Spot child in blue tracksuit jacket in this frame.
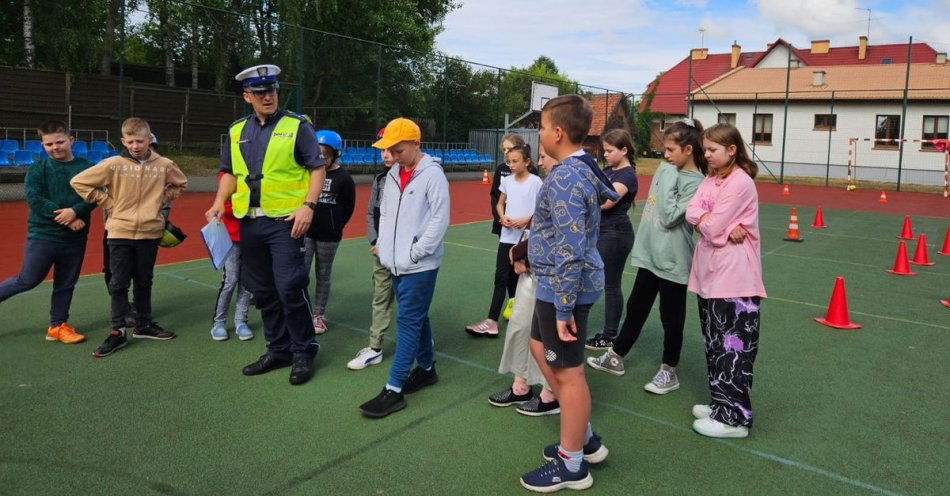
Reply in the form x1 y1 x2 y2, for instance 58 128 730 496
520 95 619 493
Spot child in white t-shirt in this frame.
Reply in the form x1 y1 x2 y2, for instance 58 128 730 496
466 144 542 337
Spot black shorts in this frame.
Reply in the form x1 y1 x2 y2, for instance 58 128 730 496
530 299 592 368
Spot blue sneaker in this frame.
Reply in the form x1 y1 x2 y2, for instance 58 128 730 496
520 456 592 493
542 433 608 464
210 323 228 341
235 322 254 341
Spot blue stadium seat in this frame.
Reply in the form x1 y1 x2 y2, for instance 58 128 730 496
14 150 34 167
72 141 89 156
91 141 111 154
86 151 105 163
0 154 11 167
24 140 42 154
1 140 18 161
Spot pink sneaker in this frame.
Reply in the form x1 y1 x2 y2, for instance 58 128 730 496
312 315 327 335
465 318 498 338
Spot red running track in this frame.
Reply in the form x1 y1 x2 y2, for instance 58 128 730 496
0 177 946 278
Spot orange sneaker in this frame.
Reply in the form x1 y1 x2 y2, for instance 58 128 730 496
55 323 86 344
46 325 60 342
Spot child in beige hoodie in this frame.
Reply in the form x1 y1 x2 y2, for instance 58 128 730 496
71 117 187 358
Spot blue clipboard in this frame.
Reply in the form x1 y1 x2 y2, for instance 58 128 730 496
200 220 234 270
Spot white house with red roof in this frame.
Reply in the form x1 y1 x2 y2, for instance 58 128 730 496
642 37 940 154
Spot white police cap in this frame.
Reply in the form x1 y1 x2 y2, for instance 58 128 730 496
235 64 281 91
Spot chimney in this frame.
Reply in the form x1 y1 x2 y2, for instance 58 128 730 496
810 40 830 54
812 70 827 86
937 52 947 64
731 41 741 68
858 36 868 60
691 48 708 60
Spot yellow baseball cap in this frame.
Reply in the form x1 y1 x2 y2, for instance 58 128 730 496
373 118 421 149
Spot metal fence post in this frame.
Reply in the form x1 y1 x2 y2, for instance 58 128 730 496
373 45 381 166
296 25 304 113
442 57 448 147
896 36 913 192
494 68 502 168
825 91 835 186
117 0 126 122
779 47 791 184
686 51 693 118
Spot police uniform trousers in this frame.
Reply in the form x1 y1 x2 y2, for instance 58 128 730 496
239 216 318 359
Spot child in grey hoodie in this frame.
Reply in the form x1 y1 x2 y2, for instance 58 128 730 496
359 118 450 419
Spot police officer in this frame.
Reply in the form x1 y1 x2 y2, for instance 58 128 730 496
205 64 325 385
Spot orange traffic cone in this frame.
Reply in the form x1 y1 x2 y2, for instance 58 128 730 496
878 191 888 203
782 184 790 196
783 208 804 242
886 241 917 276
811 207 827 229
938 226 950 256
897 215 913 240
481 170 490 185
910 234 935 266
814 277 861 329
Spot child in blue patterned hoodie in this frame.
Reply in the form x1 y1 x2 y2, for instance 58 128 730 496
520 95 619 493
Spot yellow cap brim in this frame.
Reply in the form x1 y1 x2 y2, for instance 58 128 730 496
372 137 399 149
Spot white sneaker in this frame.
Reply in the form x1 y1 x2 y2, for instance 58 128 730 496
643 364 679 394
692 404 712 419
312 315 327 335
692 417 749 438
347 347 383 370
464 318 498 338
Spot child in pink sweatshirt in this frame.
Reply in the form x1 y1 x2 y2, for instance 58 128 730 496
685 123 766 440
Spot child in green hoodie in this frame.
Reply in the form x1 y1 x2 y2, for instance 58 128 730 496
586 119 707 394
0 120 96 344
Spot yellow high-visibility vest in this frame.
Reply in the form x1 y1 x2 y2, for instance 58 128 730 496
229 115 309 218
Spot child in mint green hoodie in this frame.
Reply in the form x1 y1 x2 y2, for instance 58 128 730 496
0 120 95 344
586 119 706 394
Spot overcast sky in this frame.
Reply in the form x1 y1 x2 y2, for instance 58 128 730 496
435 0 950 94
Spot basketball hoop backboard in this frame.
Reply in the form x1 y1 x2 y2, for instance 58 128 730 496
530 82 559 112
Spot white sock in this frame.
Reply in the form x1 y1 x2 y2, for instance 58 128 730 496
558 447 584 473
385 384 402 393
585 423 593 444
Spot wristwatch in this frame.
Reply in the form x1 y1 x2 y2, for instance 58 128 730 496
304 201 317 211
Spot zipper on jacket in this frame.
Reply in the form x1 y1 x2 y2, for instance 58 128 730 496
390 164 421 277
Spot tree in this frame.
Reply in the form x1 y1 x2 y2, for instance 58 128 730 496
23 0 34 68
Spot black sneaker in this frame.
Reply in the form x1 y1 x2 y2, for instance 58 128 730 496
584 332 614 351
542 432 609 464
488 387 534 407
92 329 128 358
359 387 407 418
132 321 176 340
516 397 561 417
403 364 438 394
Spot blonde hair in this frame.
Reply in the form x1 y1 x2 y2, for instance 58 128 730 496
121 117 151 137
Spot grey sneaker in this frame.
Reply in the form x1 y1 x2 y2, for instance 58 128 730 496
644 364 680 394
586 349 625 376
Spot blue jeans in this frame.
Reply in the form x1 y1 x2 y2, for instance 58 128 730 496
0 238 86 326
387 268 439 389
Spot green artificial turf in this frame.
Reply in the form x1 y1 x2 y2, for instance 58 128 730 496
1 204 948 495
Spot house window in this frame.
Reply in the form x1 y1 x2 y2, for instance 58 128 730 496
880 58 893 64
814 114 837 131
753 114 773 144
874 115 901 148
922 115 949 149
718 113 736 126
